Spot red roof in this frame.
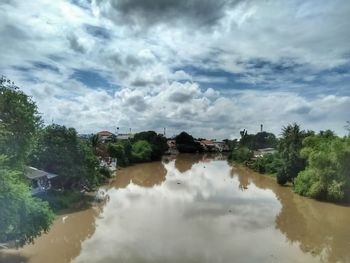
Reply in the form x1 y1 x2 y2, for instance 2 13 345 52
97 131 114 136
200 140 215 145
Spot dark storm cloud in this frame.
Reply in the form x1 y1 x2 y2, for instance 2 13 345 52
96 0 242 28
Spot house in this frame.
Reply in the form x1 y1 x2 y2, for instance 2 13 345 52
166 139 178 155
25 167 58 195
199 140 216 152
97 130 115 143
213 141 230 152
99 157 117 172
116 133 134 140
253 148 276 158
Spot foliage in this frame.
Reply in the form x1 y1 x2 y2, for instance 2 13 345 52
175 131 203 153
0 161 54 246
239 129 277 150
223 139 238 151
276 123 310 185
30 124 101 189
107 141 130 166
99 166 112 179
133 131 168 160
252 153 283 174
131 140 152 162
0 77 41 167
41 190 91 212
293 132 350 201
229 147 253 163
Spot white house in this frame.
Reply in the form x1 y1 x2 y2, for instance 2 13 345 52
25 167 58 195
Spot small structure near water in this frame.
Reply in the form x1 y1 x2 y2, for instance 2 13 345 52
25 166 58 195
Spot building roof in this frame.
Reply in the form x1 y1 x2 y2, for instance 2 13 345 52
200 140 215 146
97 131 114 136
25 166 58 180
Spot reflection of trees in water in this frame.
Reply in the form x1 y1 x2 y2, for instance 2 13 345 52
232 165 350 263
0 206 101 263
174 154 201 173
113 162 167 188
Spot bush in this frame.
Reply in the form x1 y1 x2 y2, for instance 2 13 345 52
230 147 253 163
293 133 350 201
131 140 152 163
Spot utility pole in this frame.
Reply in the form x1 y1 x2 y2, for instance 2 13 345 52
164 127 166 137
260 124 263 132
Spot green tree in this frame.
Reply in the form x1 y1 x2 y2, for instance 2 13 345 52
294 132 350 201
30 124 101 189
175 131 202 153
0 161 55 246
0 77 41 167
133 131 168 160
108 142 127 166
131 140 152 162
277 123 309 185
0 78 54 246
229 146 253 163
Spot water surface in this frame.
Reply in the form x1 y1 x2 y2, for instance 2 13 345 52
1 154 350 263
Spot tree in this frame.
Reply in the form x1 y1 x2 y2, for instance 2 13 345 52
108 142 127 166
133 131 168 160
0 161 55 246
0 78 54 246
175 131 202 153
0 77 41 167
277 123 309 185
131 140 152 162
294 132 350 201
30 124 101 189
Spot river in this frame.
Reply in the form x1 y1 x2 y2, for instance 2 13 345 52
1 154 350 263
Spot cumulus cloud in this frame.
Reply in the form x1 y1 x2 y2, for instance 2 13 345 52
0 0 349 138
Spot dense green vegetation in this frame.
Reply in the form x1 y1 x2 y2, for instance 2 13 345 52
230 123 350 202
175 132 203 153
0 78 108 246
30 124 105 190
107 131 167 167
0 78 54 246
294 131 350 201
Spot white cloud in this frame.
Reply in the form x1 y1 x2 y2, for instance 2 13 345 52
0 0 349 138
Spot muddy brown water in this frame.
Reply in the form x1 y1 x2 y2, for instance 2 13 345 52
1 154 350 263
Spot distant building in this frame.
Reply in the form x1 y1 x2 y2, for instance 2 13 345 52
253 148 276 158
213 141 230 152
97 130 115 143
25 167 58 195
116 133 134 140
199 140 216 152
166 139 178 155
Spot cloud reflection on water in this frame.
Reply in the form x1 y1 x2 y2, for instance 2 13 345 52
73 158 318 263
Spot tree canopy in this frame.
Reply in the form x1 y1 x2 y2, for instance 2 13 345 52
175 131 202 153
294 131 350 201
0 78 54 246
30 124 101 189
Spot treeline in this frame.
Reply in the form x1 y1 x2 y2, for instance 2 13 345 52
229 124 350 202
1 78 55 246
0 79 112 246
104 131 168 166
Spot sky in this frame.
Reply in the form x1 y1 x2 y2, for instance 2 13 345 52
1 0 350 139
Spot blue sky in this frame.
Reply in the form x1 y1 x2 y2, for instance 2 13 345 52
1 0 349 139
